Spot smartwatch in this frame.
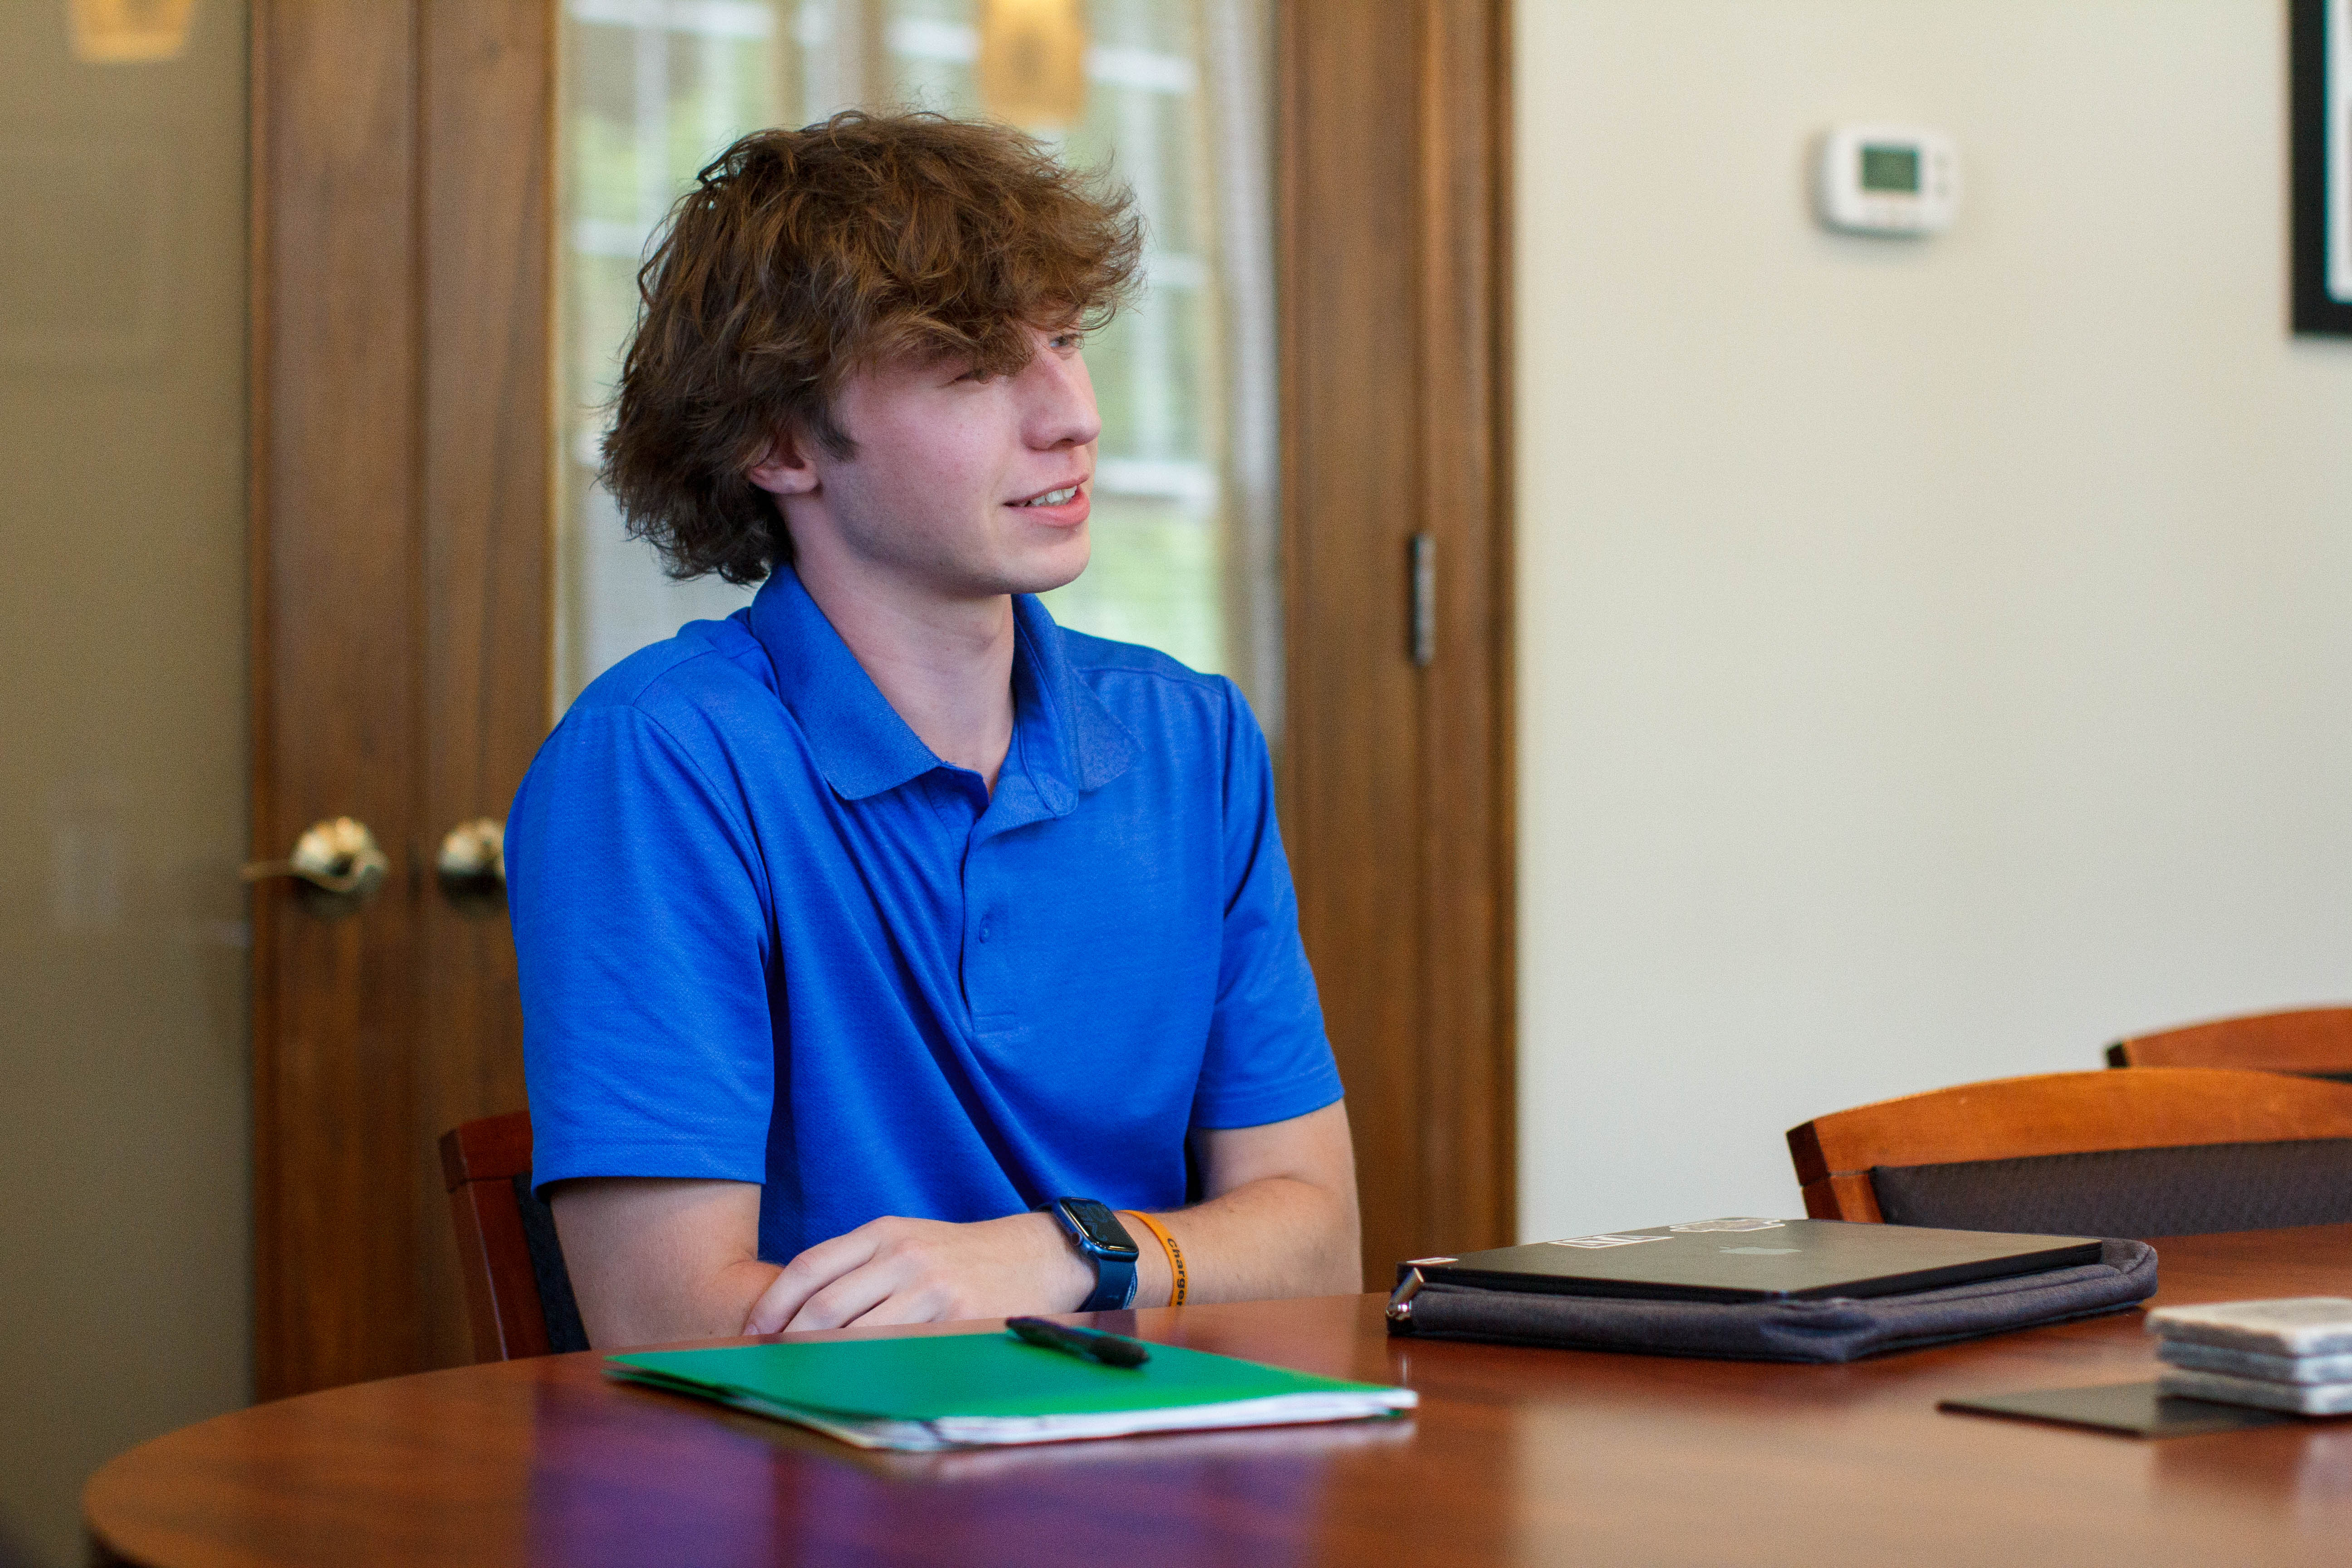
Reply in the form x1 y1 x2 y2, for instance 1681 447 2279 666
1046 1196 1140 1311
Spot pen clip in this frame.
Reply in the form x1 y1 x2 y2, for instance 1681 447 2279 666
1386 1268 1426 1325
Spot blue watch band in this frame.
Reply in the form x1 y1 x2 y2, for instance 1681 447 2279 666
1048 1197 1142 1312
1079 1253 1137 1313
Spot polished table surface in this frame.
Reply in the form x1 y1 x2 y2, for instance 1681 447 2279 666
88 1225 2352 1566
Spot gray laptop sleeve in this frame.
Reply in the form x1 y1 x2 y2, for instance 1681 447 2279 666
1387 1238 2156 1363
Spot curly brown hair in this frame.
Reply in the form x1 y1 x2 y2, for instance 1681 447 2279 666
601 111 1143 585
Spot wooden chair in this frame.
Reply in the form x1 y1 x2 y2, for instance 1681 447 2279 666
2105 1005 2352 1080
1786 1068 2352 1235
439 1111 589 1361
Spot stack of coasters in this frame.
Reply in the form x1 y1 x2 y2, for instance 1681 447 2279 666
2148 1297 2352 1416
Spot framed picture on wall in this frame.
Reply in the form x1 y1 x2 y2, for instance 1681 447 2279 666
2293 0 2352 333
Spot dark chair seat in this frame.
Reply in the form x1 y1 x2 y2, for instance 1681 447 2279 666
1869 1138 2352 1237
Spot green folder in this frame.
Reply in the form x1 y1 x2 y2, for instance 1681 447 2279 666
611 1331 1417 1451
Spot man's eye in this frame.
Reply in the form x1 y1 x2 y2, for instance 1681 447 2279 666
1049 331 1083 352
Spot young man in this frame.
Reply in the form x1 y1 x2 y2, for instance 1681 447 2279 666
508 112 1357 1348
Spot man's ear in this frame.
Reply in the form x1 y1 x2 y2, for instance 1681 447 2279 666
745 427 820 497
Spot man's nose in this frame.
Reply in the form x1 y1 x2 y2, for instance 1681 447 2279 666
1026 344 1101 450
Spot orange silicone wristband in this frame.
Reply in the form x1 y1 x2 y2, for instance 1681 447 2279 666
1121 1210 1187 1307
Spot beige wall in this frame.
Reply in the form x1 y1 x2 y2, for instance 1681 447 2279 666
0 5 251 1564
1515 1 2352 1238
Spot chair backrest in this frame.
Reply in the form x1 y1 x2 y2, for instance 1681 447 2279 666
438 1111 590 1361
2106 1005 2352 1079
1786 1068 2352 1235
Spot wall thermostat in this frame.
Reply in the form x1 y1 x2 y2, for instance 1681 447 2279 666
1816 124 1959 236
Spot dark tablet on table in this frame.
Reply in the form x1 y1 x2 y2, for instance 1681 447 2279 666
1406 1217 2103 1303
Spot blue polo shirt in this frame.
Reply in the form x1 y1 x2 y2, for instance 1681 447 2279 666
507 567 1341 1264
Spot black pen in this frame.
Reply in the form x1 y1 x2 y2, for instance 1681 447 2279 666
1006 1316 1151 1368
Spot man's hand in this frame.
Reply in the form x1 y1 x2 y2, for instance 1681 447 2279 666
744 1211 1093 1334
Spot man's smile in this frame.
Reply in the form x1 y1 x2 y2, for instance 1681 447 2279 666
1007 477 1092 529
1013 481 1086 508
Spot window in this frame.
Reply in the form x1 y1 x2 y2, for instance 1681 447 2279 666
556 0 1281 735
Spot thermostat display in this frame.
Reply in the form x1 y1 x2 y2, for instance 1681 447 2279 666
1817 124 1958 235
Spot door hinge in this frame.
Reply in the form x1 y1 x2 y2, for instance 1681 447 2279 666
1409 532 1436 667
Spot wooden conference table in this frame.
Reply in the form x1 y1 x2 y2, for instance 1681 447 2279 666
88 1225 2352 1566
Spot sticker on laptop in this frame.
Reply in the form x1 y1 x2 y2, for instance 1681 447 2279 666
1667 1218 1788 1235
1542 1233 1675 1249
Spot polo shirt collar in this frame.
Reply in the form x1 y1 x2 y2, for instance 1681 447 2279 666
1009 591 1135 809
747 567 1133 808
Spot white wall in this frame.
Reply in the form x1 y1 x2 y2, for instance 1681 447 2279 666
1515 0 2352 1240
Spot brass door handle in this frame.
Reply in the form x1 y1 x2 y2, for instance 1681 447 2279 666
436 817 506 911
241 817 391 908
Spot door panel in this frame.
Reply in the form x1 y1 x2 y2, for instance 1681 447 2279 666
250 0 550 1397
1280 5 1427 1279
418 0 554 1376
1410 0 1514 1267
251 0 427 1398
1281 0 1514 1280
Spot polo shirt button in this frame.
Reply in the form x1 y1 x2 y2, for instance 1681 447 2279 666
978 920 992 943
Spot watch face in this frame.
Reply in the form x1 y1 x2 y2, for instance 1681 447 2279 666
1055 1197 1140 1262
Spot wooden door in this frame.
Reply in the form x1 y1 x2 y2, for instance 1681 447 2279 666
1282 0 1514 1286
249 0 1508 1398
249 0 553 1398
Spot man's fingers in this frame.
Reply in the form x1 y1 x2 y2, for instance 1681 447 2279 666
842 1289 950 1329
747 1213 1058 1334
745 1224 887 1334
783 1259 907 1332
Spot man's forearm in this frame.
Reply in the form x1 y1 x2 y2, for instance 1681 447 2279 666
1112 1101 1362 1308
1128 1173 1361 1308
554 1106 1363 1341
659 1257 786 1343
550 1178 784 1348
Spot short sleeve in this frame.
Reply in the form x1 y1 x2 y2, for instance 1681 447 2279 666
1189 681 1345 1130
507 703 777 1196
